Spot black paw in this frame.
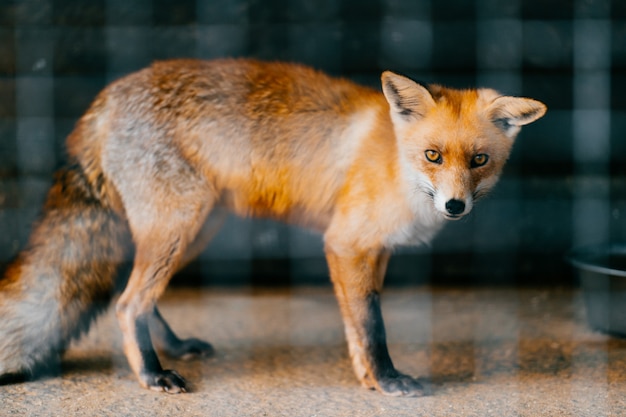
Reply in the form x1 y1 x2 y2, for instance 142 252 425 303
0 372 30 385
377 372 431 397
163 338 214 360
142 369 188 394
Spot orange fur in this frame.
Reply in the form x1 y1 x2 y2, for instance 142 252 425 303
0 59 546 395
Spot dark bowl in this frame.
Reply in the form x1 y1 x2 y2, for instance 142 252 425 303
568 244 626 337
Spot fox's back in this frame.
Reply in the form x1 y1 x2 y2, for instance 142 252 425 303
74 59 389 228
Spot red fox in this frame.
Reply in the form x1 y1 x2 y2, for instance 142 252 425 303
0 59 546 396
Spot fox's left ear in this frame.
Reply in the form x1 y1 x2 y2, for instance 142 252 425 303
487 96 547 139
381 71 435 122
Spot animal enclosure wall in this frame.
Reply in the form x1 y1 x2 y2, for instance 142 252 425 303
0 0 624 286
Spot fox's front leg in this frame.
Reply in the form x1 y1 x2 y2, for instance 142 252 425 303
325 247 427 397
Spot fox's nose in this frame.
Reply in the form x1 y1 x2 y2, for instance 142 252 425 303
445 199 466 216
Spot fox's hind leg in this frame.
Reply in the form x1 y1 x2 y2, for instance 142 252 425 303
150 306 214 360
116 203 213 392
149 210 227 360
111 158 217 392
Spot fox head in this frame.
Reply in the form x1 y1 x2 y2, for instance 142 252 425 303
381 72 546 220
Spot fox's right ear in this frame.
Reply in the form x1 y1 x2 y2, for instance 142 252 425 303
381 72 435 121
487 96 547 139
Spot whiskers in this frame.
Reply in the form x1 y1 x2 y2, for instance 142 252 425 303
472 187 491 202
416 181 436 200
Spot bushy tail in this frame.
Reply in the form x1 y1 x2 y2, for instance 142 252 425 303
0 162 131 382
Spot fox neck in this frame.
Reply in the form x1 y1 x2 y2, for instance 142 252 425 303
381 152 446 248
350 109 446 249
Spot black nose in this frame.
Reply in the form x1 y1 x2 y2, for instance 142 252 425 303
445 199 466 216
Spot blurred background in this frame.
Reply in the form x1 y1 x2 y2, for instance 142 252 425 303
0 0 624 287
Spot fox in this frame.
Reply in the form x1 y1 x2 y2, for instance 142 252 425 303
0 58 546 396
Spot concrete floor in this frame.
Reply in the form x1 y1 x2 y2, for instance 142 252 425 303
2 287 625 416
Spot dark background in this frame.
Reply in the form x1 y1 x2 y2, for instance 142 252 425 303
0 0 624 287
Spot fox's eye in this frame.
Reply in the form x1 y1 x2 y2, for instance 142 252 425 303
425 150 442 164
471 153 489 168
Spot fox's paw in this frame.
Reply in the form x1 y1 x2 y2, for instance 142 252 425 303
0 372 29 385
163 338 214 360
142 369 188 394
376 372 431 397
